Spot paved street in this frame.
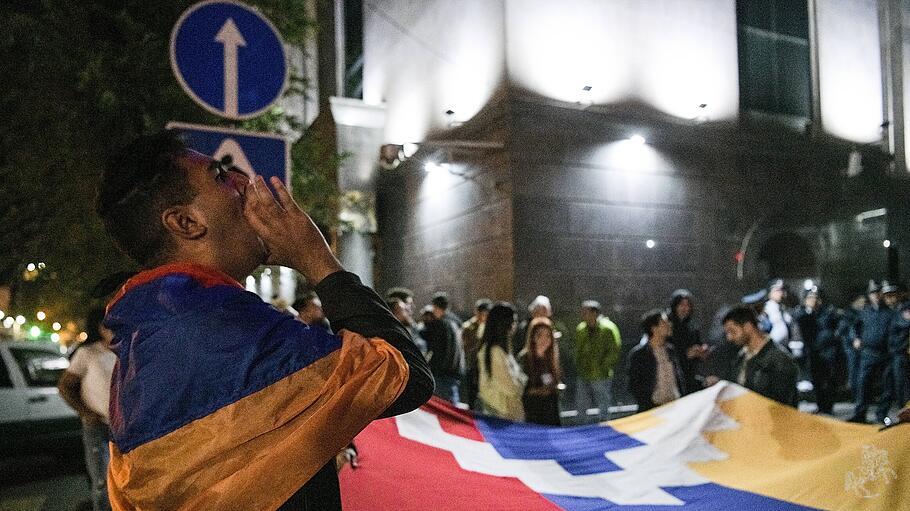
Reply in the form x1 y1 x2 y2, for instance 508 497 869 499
0 454 90 511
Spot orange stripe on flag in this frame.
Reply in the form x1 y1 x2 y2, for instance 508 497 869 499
108 330 409 511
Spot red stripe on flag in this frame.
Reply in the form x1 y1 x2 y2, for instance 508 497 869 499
426 397 486 442
340 411 562 511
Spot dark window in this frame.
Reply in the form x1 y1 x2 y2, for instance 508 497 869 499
343 0 363 99
737 0 811 118
9 347 69 387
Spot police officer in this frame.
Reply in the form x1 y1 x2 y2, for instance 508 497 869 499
848 280 893 423
886 284 910 412
793 287 840 414
764 279 794 352
837 292 866 403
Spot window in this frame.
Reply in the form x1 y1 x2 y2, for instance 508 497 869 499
737 0 811 118
343 0 363 99
9 347 69 387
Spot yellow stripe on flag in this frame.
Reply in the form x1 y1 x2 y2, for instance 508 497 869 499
108 331 409 511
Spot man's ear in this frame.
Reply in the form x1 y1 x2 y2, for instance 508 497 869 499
161 205 207 240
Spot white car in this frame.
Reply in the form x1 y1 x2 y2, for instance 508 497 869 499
0 341 81 455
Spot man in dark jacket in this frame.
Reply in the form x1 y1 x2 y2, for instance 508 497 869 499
718 306 798 407
849 281 893 423
628 309 684 413
666 289 708 394
461 299 491 409
427 292 466 403
887 287 910 411
793 288 841 414
95 132 433 510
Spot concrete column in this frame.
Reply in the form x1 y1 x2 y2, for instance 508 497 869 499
880 0 906 172
330 97 387 287
807 0 823 138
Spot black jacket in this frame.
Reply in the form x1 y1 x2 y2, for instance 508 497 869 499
278 271 434 510
889 302 910 354
729 340 798 407
793 305 841 357
667 315 701 394
628 341 684 413
420 317 465 379
853 304 893 352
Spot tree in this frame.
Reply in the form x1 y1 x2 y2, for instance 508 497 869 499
0 0 338 323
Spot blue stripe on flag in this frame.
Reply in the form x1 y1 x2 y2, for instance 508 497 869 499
543 484 823 510
475 416 645 475
107 275 342 453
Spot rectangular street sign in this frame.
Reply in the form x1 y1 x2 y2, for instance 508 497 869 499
166 121 290 186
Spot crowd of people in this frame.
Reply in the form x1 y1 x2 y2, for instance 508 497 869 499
56 274 910 510
368 279 910 427
58 271 910 510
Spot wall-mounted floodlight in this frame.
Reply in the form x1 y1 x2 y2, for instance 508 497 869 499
855 208 886 222
629 134 646 145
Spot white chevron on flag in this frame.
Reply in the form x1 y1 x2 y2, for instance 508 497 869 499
395 382 746 506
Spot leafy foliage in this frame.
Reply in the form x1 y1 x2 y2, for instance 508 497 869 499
0 0 336 320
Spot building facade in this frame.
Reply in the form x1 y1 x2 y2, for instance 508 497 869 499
323 1 910 390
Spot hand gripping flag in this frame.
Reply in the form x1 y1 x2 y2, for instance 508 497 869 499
340 382 909 510
103 264 409 510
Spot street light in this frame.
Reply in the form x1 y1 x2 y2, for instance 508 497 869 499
52 322 61 331
36 311 46 321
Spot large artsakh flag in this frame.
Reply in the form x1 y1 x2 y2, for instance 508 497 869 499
341 382 909 510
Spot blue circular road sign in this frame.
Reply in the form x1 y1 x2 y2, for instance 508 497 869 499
170 0 287 120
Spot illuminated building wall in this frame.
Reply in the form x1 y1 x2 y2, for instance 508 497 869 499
365 0 908 357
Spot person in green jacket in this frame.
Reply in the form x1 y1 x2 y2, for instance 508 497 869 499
575 300 622 419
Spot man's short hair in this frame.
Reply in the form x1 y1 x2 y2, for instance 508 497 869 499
475 299 492 312
386 287 414 302
386 296 404 311
723 305 758 327
639 308 666 337
431 292 449 310
96 131 195 267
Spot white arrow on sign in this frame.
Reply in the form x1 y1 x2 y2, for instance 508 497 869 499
213 138 255 177
215 18 247 118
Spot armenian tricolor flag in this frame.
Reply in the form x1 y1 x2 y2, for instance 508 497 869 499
341 382 909 510
104 263 410 510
